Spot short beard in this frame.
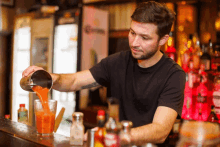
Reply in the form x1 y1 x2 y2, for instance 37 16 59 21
131 45 158 60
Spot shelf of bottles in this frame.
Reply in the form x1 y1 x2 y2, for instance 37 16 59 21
165 34 220 123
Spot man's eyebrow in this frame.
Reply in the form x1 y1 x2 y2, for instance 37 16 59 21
130 28 151 37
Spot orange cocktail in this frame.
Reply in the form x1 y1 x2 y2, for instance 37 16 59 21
33 85 57 136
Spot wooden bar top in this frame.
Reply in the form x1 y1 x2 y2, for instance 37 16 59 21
0 117 86 147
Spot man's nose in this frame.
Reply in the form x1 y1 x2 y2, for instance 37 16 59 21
132 36 140 46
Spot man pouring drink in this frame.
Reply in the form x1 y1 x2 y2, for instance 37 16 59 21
22 1 186 146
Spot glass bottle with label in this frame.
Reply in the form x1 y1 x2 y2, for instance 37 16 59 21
18 104 28 124
119 121 133 147
104 117 121 147
70 112 84 146
207 105 219 123
200 44 211 71
94 110 106 147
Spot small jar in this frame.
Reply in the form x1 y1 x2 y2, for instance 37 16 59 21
176 120 220 147
70 112 84 146
119 120 133 147
18 104 28 125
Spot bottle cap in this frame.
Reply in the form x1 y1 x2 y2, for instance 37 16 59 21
72 112 83 117
97 110 105 116
211 105 215 110
121 120 133 128
20 104 25 107
5 114 10 119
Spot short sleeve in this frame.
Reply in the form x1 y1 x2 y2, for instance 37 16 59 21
89 57 110 87
158 70 186 117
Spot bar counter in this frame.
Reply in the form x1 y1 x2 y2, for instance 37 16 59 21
0 117 86 147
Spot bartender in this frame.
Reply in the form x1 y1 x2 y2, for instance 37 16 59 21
22 1 186 146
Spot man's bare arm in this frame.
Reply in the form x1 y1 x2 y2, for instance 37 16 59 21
130 106 177 146
52 70 100 92
22 66 100 92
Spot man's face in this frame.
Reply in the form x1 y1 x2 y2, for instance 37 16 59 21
128 21 160 60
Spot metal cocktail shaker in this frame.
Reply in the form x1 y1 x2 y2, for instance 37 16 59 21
20 70 53 92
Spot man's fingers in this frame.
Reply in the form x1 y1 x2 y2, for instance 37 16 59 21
22 66 44 77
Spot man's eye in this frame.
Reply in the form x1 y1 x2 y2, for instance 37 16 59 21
142 37 148 40
130 31 135 35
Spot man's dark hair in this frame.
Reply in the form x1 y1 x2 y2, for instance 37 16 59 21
131 1 176 40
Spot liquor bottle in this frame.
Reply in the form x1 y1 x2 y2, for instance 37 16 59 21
208 39 214 57
192 40 202 70
195 76 209 121
207 105 219 123
94 110 106 147
119 121 133 147
165 32 177 62
5 114 10 120
200 44 211 71
212 69 220 120
104 117 121 147
212 44 220 72
70 112 84 146
18 104 28 124
181 34 193 72
188 61 197 88
198 108 202 121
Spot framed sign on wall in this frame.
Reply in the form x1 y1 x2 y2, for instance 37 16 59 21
1 0 14 7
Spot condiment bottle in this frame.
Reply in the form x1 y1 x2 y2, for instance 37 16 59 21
18 104 28 124
70 112 84 146
104 117 121 147
119 120 133 147
94 110 106 147
5 114 10 120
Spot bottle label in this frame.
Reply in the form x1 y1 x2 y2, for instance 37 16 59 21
70 129 84 145
213 92 220 107
201 59 210 70
104 133 118 147
188 73 196 88
197 95 207 103
18 111 28 122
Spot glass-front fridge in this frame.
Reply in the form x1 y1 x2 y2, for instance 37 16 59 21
52 8 81 137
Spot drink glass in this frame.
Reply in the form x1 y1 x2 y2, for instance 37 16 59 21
34 99 57 136
107 97 119 122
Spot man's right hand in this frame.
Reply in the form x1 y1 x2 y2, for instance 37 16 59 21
22 66 45 77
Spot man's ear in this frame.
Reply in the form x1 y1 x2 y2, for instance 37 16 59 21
159 34 169 46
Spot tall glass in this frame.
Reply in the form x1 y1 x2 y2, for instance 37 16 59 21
107 97 119 122
34 99 57 136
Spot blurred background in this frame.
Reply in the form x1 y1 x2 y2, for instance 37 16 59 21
0 0 220 137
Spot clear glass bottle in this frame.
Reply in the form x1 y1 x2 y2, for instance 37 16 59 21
200 44 211 71
70 112 84 146
176 121 220 147
207 105 219 123
104 117 121 147
119 121 133 147
18 104 28 124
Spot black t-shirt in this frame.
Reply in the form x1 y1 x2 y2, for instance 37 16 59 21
90 50 186 128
